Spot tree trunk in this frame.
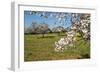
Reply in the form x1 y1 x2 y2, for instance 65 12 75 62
42 33 45 38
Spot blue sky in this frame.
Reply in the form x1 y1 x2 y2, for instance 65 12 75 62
24 11 72 29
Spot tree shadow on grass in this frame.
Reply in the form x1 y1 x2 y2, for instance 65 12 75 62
37 36 56 39
76 53 90 59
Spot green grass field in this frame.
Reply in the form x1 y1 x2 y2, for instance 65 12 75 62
24 33 90 61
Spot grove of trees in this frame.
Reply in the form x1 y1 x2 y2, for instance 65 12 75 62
24 11 90 39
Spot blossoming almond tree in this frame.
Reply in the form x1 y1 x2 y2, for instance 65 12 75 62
54 13 90 52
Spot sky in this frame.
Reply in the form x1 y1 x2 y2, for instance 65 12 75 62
24 11 72 29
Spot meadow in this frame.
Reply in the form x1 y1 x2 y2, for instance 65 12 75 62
24 33 90 61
